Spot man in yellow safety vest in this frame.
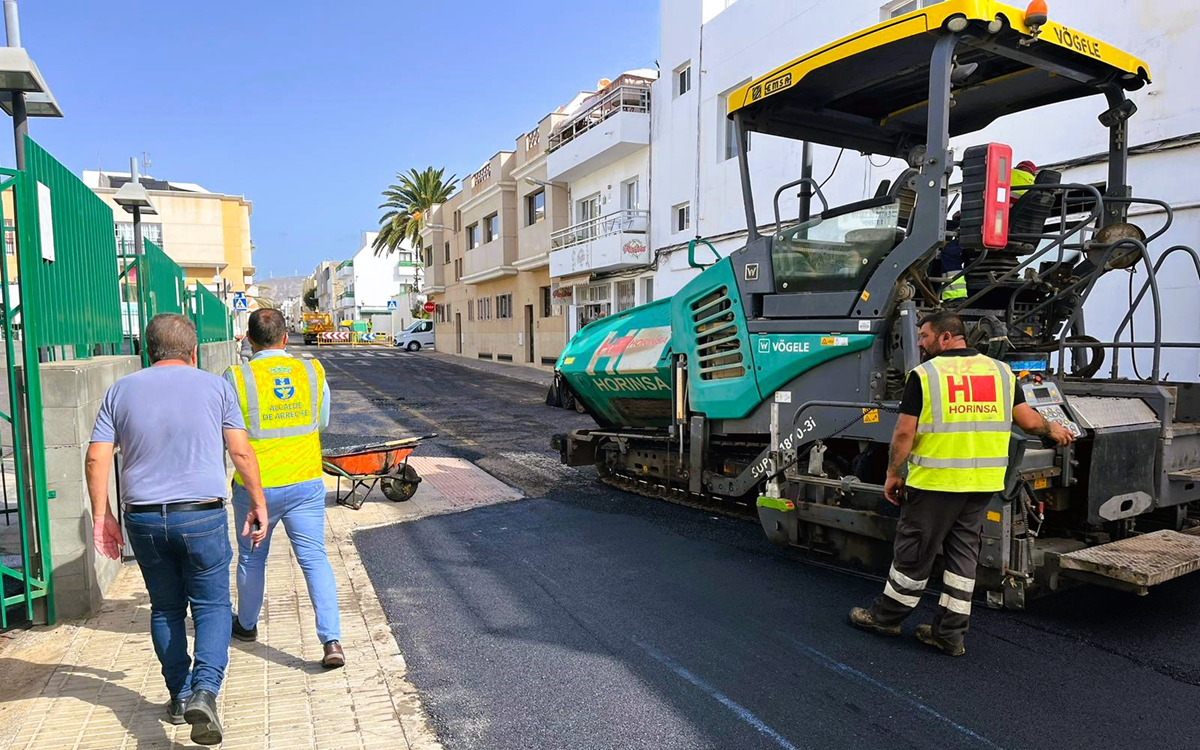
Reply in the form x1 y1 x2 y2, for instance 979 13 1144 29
224 308 345 669
1010 160 1037 203
849 311 1073 656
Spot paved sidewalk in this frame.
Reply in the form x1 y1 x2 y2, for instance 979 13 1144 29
0 456 522 750
424 351 553 388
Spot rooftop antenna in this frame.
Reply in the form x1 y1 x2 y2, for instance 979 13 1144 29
141 151 151 174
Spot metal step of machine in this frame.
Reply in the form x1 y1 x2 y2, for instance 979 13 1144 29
1050 529 1200 595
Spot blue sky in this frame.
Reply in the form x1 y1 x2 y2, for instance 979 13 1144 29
18 0 660 278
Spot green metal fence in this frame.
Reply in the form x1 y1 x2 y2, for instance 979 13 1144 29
192 283 233 344
21 138 123 357
117 238 189 362
137 240 187 317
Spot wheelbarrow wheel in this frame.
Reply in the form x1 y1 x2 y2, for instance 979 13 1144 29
381 464 421 503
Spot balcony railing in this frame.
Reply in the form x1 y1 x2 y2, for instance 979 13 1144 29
548 83 651 153
471 161 492 188
551 209 649 251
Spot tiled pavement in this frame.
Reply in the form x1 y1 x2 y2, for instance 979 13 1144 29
0 456 523 750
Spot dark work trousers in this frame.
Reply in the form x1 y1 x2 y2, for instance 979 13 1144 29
867 487 993 646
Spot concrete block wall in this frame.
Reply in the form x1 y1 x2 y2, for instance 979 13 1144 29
200 340 238 375
40 355 141 619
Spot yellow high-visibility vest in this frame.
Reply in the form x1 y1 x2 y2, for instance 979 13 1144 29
229 356 325 488
908 354 1015 492
1010 168 1036 201
941 274 967 301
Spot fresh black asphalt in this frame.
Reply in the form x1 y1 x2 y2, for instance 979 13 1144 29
313 346 1200 750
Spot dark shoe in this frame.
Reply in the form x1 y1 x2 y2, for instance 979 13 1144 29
232 614 258 642
183 689 224 746
914 624 966 657
848 607 901 637
322 640 345 669
166 697 186 725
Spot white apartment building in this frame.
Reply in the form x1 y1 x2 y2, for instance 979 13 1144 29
546 70 659 337
650 0 1200 377
334 231 416 334
313 260 338 315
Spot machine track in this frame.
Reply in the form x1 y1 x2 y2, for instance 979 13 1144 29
596 465 757 522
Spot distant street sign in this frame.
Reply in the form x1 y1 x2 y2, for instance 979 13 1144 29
232 292 249 312
423 301 436 314
387 300 398 310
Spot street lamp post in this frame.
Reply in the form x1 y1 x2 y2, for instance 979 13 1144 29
0 1 61 169
113 157 157 364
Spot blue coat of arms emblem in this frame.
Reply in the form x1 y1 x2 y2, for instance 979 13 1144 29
273 377 295 400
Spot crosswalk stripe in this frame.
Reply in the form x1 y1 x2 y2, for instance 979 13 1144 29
307 348 412 358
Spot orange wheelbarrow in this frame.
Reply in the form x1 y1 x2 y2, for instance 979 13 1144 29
322 435 436 510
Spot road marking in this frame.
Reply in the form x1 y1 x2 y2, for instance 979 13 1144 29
635 639 800 750
787 638 1005 749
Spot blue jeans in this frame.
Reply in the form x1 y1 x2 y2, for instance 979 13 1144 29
124 507 232 699
232 478 340 644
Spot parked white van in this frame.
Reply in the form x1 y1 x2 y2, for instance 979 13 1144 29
394 320 435 351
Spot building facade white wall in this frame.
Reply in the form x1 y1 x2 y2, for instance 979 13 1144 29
314 261 338 315
561 147 657 336
342 231 412 334
652 0 1200 378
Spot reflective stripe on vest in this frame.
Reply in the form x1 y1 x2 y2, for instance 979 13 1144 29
238 359 321 439
907 354 1014 492
231 357 325 487
941 275 967 301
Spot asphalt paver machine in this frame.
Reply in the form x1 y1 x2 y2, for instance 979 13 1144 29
552 0 1200 608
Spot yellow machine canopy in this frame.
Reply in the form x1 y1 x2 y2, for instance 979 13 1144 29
727 0 1151 157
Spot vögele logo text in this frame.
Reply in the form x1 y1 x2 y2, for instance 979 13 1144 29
758 337 811 354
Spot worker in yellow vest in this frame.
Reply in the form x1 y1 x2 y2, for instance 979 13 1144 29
1011 160 1037 203
224 308 345 669
849 311 1073 656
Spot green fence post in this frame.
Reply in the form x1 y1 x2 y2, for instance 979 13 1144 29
194 287 203 370
136 249 150 368
0 173 37 626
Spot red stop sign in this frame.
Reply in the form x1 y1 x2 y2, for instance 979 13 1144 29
423 301 436 314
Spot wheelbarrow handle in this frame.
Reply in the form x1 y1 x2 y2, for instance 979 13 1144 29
377 433 438 447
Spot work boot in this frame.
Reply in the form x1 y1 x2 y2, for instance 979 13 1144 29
232 614 258 642
322 640 346 669
166 697 186 725
914 624 966 657
847 607 901 637
183 689 223 746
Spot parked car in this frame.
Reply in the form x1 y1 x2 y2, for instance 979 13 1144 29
394 320 435 351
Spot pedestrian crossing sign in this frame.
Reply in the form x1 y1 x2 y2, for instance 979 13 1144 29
232 292 249 311
387 300 398 310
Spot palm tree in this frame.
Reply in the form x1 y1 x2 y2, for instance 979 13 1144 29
373 167 458 256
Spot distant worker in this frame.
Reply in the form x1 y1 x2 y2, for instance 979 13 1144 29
1010 160 1037 204
236 334 252 364
224 308 345 669
940 212 966 302
849 311 1073 656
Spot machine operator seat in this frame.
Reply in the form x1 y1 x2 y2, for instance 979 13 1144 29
1005 169 1062 253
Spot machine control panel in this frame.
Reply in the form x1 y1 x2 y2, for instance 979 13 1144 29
1021 379 1084 438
